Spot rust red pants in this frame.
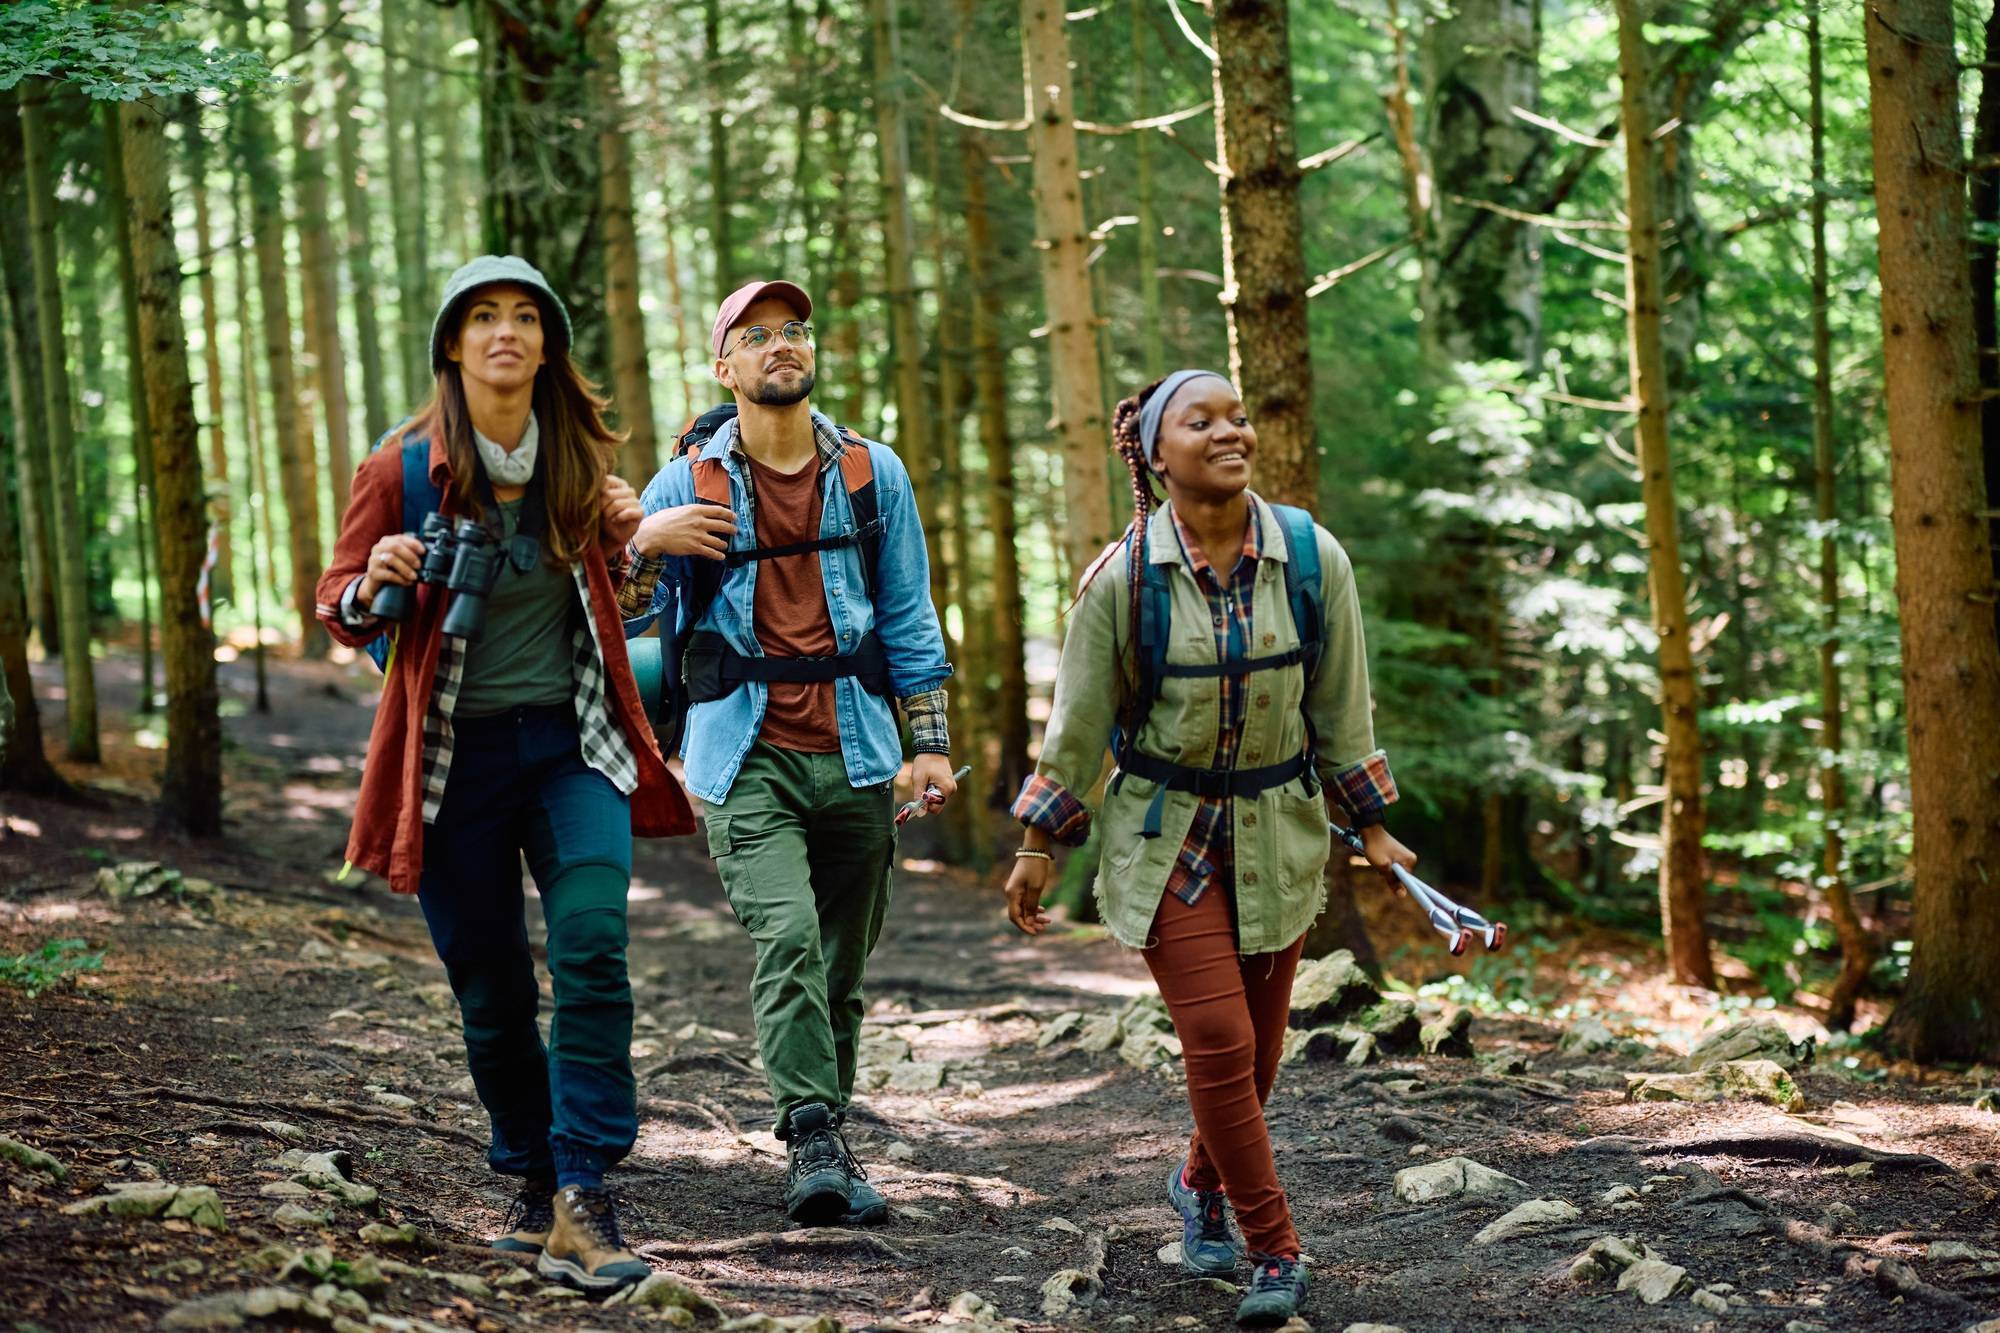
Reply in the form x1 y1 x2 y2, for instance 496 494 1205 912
1142 884 1305 1258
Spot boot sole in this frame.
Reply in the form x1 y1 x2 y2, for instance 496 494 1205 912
535 1251 647 1297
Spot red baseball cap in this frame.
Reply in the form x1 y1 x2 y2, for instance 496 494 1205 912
711 279 813 357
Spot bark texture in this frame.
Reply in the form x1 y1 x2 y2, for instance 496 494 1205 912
1021 0 1114 579
1210 0 1316 508
333 29 392 447
594 13 657 481
289 0 355 519
20 85 100 760
1866 0 2000 1063
186 118 233 604
121 97 224 835
0 97 61 660
1976 0 2000 651
1615 0 1713 988
104 103 158 715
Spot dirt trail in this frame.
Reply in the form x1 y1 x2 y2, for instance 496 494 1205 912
3 654 1997 1331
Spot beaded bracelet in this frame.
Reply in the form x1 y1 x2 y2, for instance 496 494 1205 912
1013 849 1053 861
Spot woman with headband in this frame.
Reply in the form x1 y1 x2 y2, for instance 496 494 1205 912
1002 370 1414 1328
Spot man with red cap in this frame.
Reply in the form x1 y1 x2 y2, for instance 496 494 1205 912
620 280 956 1226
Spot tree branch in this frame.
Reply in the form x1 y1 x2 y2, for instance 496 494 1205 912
1076 102 1211 135
1300 133 1378 173
1165 0 1218 63
1446 193 1627 232
1511 105 1615 147
1307 241 1407 297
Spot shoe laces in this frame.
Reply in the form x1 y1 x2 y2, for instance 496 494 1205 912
1193 1186 1231 1242
1250 1255 1301 1293
789 1124 845 1180
563 1185 628 1251
503 1177 555 1235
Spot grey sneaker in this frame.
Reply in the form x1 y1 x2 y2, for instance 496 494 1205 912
1236 1253 1309 1327
1167 1160 1242 1275
782 1103 853 1226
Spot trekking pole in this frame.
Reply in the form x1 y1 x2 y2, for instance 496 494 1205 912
896 765 974 826
1328 821 1508 955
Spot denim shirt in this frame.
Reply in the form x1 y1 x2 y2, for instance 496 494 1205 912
623 412 952 804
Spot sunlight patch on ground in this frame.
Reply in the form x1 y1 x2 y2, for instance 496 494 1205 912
921 1069 1122 1122
83 821 148 841
1036 966 1152 999
626 886 662 902
3 815 42 837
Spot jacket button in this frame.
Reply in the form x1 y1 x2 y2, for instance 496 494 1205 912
1256 694 1270 708
1242 811 1257 828
1243 870 1259 886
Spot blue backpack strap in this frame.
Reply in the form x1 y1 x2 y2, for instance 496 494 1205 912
365 434 443 672
1272 503 1324 789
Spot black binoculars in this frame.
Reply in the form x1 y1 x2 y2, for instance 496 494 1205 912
366 512 504 639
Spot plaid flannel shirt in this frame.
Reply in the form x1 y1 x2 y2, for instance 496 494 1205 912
1012 510 1398 879
617 415 949 752
342 566 639 823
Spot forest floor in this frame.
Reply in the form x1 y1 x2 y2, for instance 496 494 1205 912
2 649 1998 1333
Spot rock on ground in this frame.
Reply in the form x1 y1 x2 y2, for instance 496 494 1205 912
1626 1058 1804 1112
1287 950 1379 1028
1391 1156 1527 1204
1420 1008 1474 1058
1687 1018 1815 1072
1473 1198 1581 1244
0 1135 65 1180
1616 1258 1691 1304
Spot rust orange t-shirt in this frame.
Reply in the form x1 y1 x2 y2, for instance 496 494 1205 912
746 454 841 752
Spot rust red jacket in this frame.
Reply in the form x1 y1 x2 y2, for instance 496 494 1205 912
314 431 696 894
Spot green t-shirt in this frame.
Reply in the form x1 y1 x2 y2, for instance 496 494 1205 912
452 498 580 719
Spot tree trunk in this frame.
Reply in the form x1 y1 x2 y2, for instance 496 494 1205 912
705 0 734 301
0 402 62 792
1614 0 1712 988
825 110 866 428
384 0 429 404
872 0 944 615
290 0 354 521
1131 2 1165 382
232 43 327 656
1807 0 1869 1031
120 97 224 836
662 220 698 429
105 103 158 716
1867 0 2000 1064
0 98 61 660
594 11 658 482
962 129 1031 802
1021 0 1114 580
231 172 274 713
1422 0 1541 367
1976 0 2000 653
472 0 606 373
185 115 233 606
333 27 392 447
19 85 100 761
1211 0 1316 508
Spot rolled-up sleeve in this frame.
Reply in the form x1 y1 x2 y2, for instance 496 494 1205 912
1305 528 1398 828
1009 545 1126 847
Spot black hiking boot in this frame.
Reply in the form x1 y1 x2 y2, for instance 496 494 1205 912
1235 1253 1310 1327
782 1102 853 1226
840 1147 889 1225
492 1174 556 1254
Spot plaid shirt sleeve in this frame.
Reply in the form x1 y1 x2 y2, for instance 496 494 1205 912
1328 749 1397 829
617 542 667 621
1011 773 1092 847
901 687 949 754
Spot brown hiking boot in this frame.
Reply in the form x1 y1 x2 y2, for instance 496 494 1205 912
491 1175 556 1254
535 1184 650 1296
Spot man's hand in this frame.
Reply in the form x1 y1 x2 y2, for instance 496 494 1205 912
909 754 959 808
633 502 737 561
357 533 425 610
1359 823 1417 893
1004 855 1053 936
599 475 643 552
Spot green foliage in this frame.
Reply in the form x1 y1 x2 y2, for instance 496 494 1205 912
0 939 105 998
0 2 271 98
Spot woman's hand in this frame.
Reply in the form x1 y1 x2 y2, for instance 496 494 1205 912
357 533 425 610
599 475 643 552
1359 823 1417 893
1004 855 1054 936
633 502 737 561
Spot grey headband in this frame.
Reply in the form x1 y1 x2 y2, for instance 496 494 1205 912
1138 369 1233 469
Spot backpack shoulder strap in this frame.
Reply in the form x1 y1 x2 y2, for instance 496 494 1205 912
836 437 883 597
1271 503 1323 681
400 435 442 533
683 456 731 637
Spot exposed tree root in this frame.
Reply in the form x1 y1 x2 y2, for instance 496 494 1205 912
637 1227 917 1264
1648 1132 1950 1173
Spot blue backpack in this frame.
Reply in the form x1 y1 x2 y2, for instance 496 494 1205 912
362 430 444 673
1109 503 1325 839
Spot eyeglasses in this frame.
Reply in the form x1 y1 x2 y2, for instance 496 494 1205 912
722 320 815 358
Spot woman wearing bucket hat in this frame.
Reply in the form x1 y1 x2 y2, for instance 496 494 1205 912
1001 371 1415 1328
313 255 695 1297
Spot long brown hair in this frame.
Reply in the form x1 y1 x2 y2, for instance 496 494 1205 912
394 353 625 567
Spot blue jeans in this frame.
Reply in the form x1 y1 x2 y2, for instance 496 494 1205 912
418 703 635 1188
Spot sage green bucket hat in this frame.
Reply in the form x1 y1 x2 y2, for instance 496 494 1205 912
429 255 573 371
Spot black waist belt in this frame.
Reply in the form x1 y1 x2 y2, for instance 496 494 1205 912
682 629 892 703
1114 749 1316 838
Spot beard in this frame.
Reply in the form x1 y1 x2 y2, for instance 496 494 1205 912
749 369 815 407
